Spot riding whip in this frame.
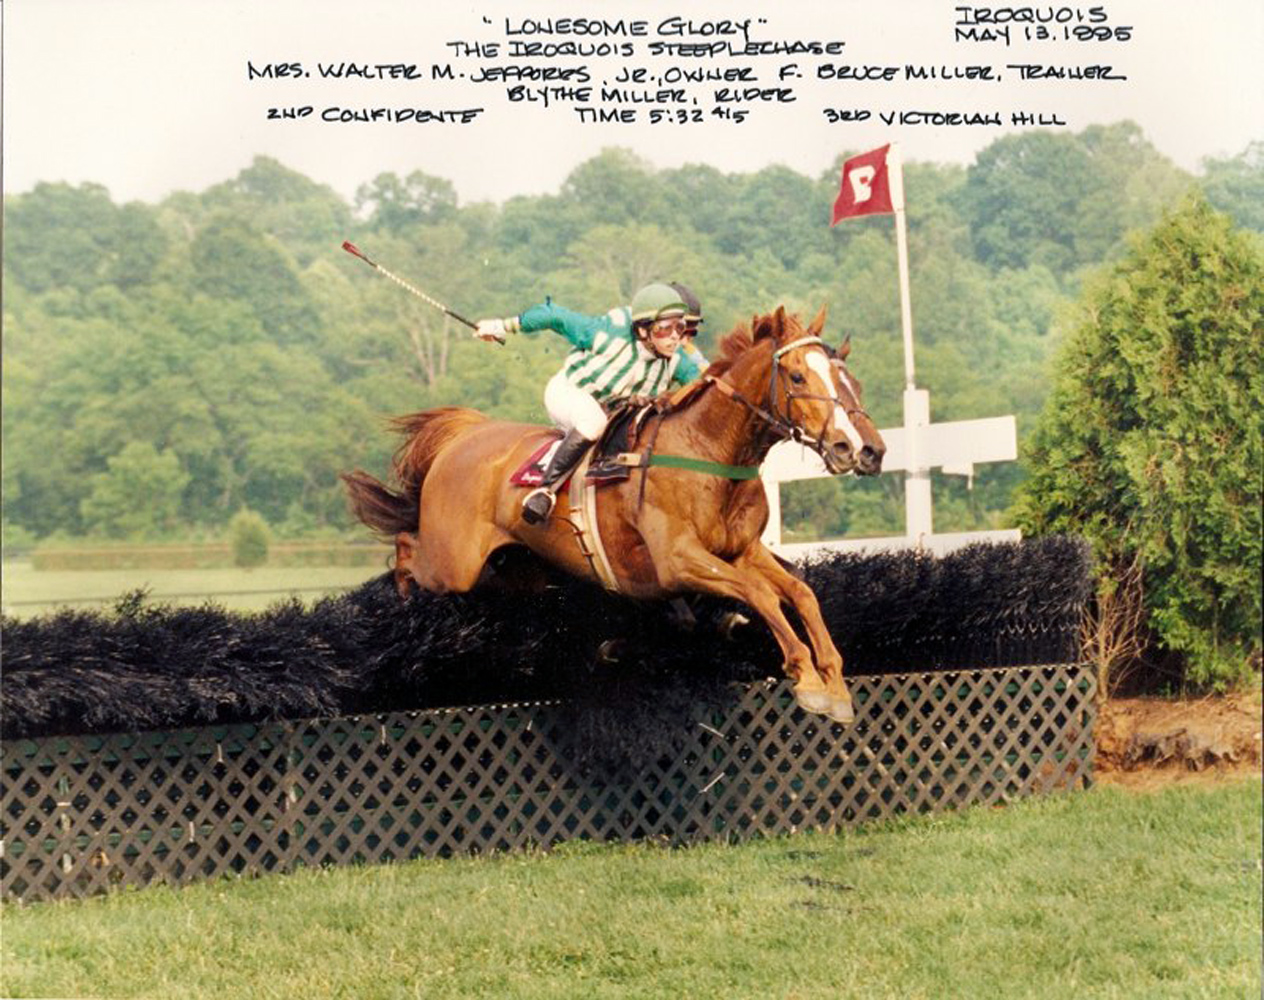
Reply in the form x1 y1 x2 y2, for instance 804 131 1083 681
340 241 504 344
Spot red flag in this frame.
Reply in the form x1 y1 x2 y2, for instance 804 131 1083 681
831 144 895 225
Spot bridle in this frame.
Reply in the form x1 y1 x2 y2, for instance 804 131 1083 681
706 336 872 465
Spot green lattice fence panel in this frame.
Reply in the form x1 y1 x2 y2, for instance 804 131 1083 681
2 664 1095 902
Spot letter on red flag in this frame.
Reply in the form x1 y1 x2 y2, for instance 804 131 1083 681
831 144 895 225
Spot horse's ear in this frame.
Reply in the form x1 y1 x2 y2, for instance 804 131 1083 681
838 334 852 361
808 304 828 339
752 312 774 342
773 305 788 339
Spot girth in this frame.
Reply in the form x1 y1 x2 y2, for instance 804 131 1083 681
561 447 621 592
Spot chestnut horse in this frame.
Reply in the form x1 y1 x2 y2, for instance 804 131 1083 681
343 306 885 722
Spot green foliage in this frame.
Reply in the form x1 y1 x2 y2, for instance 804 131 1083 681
200 156 353 266
80 442 190 539
1014 195 1264 687
2 517 40 557
548 222 706 306
560 147 668 225
960 124 1192 276
190 214 321 342
780 476 905 539
1201 141 1264 233
229 509 271 568
4 181 167 294
356 170 458 232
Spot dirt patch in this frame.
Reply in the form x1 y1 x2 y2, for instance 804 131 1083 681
1095 692 1263 791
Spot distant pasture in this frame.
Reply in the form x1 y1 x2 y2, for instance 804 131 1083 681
1 561 383 619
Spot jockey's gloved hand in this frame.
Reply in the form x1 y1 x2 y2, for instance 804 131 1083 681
474 317 520 342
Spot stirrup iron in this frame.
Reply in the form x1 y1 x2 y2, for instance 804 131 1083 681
521 486 558 525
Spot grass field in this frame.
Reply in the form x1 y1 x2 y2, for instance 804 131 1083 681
1 560 384 619
2 781 1259 1000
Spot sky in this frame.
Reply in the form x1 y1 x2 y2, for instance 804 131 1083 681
3 0 1262 207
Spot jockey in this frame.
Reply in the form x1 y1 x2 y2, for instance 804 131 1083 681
475 282 705 524
670 281 710 368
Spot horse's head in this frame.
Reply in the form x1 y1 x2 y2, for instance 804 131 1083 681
752 306 885 476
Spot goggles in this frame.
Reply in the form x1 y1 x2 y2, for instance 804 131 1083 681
649 317 686 338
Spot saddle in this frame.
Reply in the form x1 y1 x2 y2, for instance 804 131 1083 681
509 399 658 489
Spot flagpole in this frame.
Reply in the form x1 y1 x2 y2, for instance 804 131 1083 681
889 145 916 390
887 143 933 543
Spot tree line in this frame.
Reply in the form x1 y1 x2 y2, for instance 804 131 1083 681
4 122 1244 544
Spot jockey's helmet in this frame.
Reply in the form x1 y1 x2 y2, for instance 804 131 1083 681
669 282 703 336
669 282 702 325
630 283 687 325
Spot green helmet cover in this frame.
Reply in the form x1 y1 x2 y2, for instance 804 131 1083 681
630 282 688 323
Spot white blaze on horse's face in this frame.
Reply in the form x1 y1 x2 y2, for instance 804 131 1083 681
834 360 861 401
803 349 864 453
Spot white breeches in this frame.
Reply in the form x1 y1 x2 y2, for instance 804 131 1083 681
544 372 608 440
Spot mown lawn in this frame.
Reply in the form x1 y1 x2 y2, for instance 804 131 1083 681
2 780 1260 999
1 561 381 619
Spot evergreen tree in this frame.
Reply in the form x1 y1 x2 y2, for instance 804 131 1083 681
1014 195 1263 687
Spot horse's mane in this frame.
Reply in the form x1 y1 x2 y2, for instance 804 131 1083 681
702 307 798 376
703 312 781 379
670 308 808 413
659 319 769 415
703 325 750 379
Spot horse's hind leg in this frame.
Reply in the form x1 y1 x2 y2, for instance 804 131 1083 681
392 514 514 598
393 532 419 597
395 525 491 596
412 518 514 594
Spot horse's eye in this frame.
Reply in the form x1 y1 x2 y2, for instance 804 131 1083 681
790 372 806 385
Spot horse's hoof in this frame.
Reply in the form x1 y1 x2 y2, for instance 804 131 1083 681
793 687 834 717
826 696 855 725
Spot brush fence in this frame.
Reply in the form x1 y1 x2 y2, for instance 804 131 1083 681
2 664 1095 902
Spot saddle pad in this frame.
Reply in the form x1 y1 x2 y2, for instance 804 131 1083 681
508 437 632 488
509 438 562 488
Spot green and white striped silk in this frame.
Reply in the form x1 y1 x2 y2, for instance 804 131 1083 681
563 328 682 403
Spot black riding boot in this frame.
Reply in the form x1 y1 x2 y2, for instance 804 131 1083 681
522 429 592 524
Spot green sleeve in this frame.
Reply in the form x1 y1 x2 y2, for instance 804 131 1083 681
518 300 610 350
672 349 705 386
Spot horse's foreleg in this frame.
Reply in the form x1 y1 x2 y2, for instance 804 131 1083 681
737 544 852 724
656 541 833 718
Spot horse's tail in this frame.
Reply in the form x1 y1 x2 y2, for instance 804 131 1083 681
340 469 417 536
341 406 489 536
